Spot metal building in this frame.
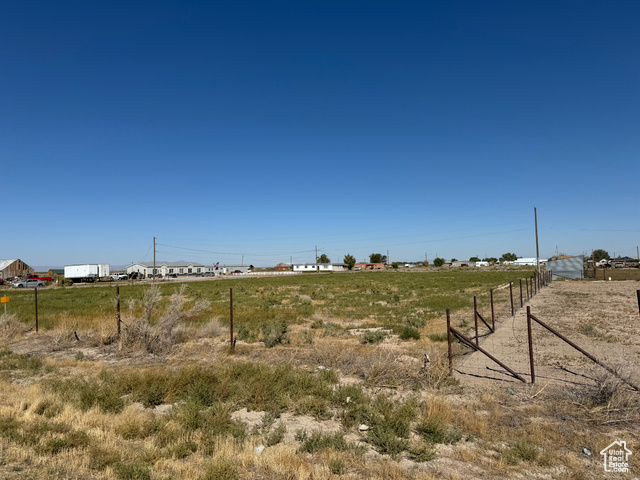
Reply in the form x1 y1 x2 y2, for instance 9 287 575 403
546 255 584 279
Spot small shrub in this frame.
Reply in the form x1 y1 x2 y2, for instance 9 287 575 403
310 318 324 329
89 447 121 470
34 430 89 455
504 439 539 464
299 431 356 454
172 440 198 459
294 429 308 442
361 330 387 344
35 438 68 455
367 425 408 457
416 417 462 444
262 320 290 348
265 422 286 446
236 324 258 342
398 326 420 341
33 399 62 418
0 350 43 371
329 457 346 475
201 457 238 480
112 461 151 480
407 441 436 462
428 333 448 342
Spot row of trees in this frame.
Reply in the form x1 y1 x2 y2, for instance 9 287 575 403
316 249 612 269
317 253 387 270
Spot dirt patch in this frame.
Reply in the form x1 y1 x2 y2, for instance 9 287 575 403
454 280 640 392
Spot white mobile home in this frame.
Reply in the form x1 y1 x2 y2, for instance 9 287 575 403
292 263 347 272
127 262 208 278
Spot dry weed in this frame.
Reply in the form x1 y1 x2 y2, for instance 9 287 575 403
0 313 26 341
119 285 211 354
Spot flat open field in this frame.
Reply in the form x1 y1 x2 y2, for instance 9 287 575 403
0 270 637 479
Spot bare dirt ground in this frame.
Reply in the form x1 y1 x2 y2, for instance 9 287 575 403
454 279 640 393
1 278 639 479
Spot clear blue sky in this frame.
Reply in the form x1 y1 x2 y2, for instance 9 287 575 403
2 1 639 267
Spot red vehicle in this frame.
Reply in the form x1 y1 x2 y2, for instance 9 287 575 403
28 274 53 282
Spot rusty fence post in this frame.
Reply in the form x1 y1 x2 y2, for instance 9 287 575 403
116 286 121 337
637 290 640 316
509 282 514 317
229 288 234 352
519 279 523 308
490 288 495 331
473 296 479 346
34 287 39 333
527 307 535 384
446 309 452 374
533 275 537 295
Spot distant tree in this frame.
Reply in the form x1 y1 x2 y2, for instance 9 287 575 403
343 254 356 270
483 257 498 264
500 252 518 262
317 254 330 264
422 261 429 267
433 257 445 267
369 253 387 263
451 258 458 262
391 262 399 269
469 256 481 262
592 249 610 261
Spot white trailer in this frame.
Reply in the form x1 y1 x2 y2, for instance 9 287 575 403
64 264 110 283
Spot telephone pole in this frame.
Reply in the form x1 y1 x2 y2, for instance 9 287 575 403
534 207 540 273
153 236 156 283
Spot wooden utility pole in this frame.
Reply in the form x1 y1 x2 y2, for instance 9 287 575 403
534 207 540 274
153 236 156 283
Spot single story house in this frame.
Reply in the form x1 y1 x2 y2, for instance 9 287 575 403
353 262 385 270
293 263 347 272
218 265 252 275
0 259 34 279
127 261 208 278
513 258 538 266
450 261 474 267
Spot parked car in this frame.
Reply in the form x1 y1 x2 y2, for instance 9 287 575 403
110 273 128 280
13 279 45 288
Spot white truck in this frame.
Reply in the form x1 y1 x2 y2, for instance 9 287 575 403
64 264 110 283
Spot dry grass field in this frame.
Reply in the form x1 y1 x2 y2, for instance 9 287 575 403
0 271 637 479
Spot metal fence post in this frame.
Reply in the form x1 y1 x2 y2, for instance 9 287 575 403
637 290 640 316
490 288 495 331
229 288 234 352
473 296 479 346
527 306 535 384
519 279 523 308
509 282 514 317
34 287 39 333
116 286 121 337
446 308 452 374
